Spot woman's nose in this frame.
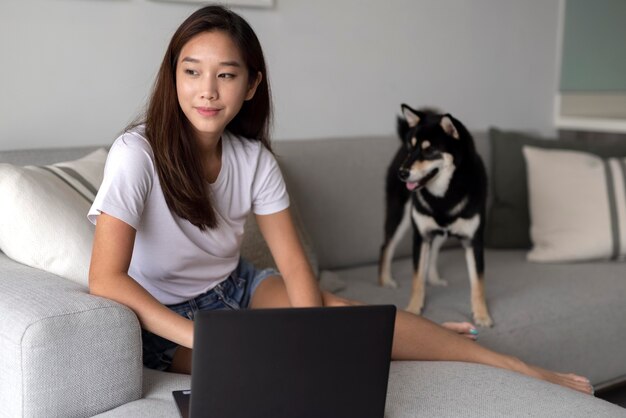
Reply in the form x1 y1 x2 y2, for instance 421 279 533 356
201 77 218 100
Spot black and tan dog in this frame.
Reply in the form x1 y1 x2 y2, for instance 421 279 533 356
378 104 492 327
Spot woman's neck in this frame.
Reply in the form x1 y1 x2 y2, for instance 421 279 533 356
194 131 223 184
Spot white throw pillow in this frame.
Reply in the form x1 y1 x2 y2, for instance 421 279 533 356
523 146 626 262
0 149 108 286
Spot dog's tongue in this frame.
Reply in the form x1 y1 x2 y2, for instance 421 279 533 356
406 182 418 191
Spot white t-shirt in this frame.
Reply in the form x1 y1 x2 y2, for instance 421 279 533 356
88 128 290 305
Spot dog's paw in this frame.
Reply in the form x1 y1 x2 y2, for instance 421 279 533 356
379 276 399 289
427 277 448 287
406 300 423 315
473 313 493 328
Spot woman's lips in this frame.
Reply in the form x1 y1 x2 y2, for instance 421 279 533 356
196 107 221 117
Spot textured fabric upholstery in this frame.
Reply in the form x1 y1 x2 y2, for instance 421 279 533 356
0 146 104 166
335 248 626 387
2 140 624 417
93 363 625 417
384 362 624 417
0 253 142 418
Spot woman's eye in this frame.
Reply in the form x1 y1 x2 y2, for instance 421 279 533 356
184 69 198 76
219 73 236 79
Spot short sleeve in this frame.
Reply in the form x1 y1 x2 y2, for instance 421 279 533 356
87 133 155 229
251 147 290 215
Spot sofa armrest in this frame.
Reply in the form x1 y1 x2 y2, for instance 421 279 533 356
0 253 142 418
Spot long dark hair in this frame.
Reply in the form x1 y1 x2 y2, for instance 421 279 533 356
139 5 273 230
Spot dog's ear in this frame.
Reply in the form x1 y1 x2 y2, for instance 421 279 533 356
401 104 421 128
440 115 460 140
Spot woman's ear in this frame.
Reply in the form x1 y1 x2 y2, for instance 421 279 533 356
245 71 263 101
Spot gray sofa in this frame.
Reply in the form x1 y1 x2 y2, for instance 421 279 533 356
1 133 625 417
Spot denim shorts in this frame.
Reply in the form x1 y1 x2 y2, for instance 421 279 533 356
141 258 279 371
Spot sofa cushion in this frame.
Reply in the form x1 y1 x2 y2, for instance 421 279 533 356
274 136 404 270
240 201 319 275
524 146 626 262
0 148 108 286
334 248 626 387
93 363 624 417
485 128 626 249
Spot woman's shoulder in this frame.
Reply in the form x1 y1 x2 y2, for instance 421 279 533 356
225 131 271 163
108 126 155 169
111 126 153 156
112 126 151 151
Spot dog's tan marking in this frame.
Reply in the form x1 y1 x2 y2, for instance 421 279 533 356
410 159 438 175
464 247 493 327
421 140 430 149
440 116 460 140
406 243 429 314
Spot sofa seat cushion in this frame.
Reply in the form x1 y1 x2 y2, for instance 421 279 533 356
334 248 626 387
93 363 623 417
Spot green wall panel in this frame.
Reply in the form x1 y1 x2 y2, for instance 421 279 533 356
560 0 626 92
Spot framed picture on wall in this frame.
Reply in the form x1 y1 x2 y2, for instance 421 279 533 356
150 0 273 8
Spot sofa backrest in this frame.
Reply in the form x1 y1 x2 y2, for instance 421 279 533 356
0 147 102 166
0 132 490 272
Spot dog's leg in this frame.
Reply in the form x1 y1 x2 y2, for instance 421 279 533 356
463 243 493 327
427 233 448 286
379 200 412 289
407 233 429 315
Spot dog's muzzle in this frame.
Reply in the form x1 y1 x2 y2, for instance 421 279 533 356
403 168 439 191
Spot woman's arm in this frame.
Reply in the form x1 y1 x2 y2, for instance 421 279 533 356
89 212 194 348
255 208 323 307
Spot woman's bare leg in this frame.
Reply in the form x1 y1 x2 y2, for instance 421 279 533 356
170 276 592 395
169 346 192 374
250 276 593 395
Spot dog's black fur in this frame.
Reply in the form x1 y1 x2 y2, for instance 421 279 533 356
378 104 492 326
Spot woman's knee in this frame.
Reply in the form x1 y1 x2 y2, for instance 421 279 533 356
249 275 290 309
322 291 361 307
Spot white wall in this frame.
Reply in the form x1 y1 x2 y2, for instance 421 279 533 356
0 0 560 150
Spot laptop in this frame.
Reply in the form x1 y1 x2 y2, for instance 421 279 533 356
172 304 396 418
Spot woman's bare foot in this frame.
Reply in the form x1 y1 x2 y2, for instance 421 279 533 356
507 357 593 395
529 366 594 395
441 322 478 340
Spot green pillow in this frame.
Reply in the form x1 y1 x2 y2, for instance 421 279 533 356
485 128 626 249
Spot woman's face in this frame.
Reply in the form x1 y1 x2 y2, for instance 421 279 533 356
176 30 261 143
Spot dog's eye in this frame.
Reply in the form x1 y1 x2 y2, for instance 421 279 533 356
422 146 438 159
